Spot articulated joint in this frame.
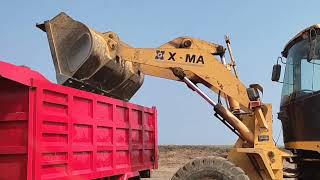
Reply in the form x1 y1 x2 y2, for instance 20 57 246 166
212 45 226 56
171 67 186 80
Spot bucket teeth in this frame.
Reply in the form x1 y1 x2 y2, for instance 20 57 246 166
38 12 144 100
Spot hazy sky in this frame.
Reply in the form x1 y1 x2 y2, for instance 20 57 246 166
1 0 319 145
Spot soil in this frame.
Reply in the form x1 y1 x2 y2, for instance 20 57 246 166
144 145 230 180
143 145 295 180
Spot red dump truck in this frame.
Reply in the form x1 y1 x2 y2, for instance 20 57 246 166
0 61 158 180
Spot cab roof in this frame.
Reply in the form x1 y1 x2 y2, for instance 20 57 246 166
282 24 320 58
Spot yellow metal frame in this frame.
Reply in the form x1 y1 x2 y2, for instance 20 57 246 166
115 36 250 111
228 104 291 180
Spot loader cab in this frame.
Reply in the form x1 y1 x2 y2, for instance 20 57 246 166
275 25 320 153
281 31 320 104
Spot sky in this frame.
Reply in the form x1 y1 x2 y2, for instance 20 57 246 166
0 0 319 145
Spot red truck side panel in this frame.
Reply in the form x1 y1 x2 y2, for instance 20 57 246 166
0 61 158 180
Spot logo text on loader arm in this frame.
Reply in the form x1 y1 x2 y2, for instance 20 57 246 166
155 51 205 64
185 54 204 64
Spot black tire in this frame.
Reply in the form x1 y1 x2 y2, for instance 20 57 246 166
171 156 250 180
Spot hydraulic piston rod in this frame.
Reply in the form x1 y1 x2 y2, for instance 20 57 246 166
182 77 254 144
183 77 217 106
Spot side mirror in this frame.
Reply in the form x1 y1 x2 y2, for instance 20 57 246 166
271 64 281 81
271 57 283 82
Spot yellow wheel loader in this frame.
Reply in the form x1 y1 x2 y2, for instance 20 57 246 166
37 12 320 180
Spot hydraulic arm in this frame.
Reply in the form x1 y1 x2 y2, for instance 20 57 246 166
39 12 292 180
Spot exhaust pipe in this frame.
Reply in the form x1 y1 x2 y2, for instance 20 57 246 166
38 12 144 100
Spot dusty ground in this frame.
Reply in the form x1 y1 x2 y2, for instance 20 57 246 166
145 145 230 180
145 145 294 180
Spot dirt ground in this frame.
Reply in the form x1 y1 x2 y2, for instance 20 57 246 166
144 145 294 180
144 145 230 180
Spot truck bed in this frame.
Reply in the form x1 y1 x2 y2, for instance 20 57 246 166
0 61 158 180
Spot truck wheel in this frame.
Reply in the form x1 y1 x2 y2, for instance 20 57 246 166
171 156 250 180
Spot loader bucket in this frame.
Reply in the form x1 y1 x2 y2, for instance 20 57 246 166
38 12 144 100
